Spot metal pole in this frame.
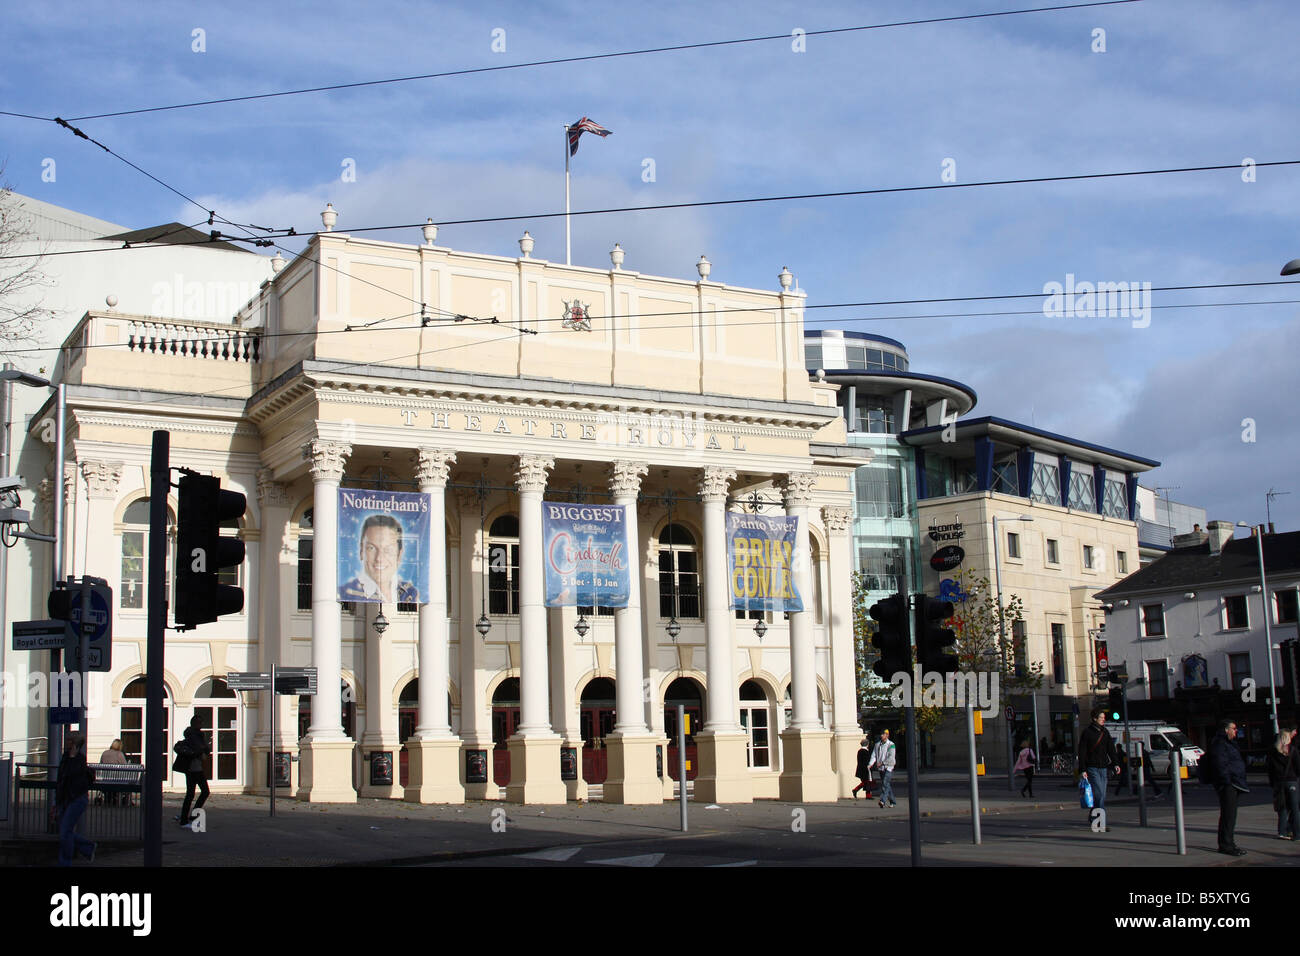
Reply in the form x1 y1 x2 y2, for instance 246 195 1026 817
966 704 981 844
992 517 1013 791
905 700 921 866
270 663 277 818
1171 747 1186 855
1255 528 1280 736
144 430 169 867
78 577 90 742
49 384 68 774
0 363 10 751
677 704 687 833
1121 673 1133 795
1136 742 1148 827
564 126 572 266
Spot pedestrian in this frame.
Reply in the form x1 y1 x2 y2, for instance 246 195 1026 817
851 736 874 799
1140 747 1162 797
1077 707 1119 829
868 728 897 807
1266 728 1297 840
174 715 211 828
97 738 128 806
1287 728 1300 842
1110 747 1129 796
1014 739 1037 797
1206 719 1249 856
55 733 96 866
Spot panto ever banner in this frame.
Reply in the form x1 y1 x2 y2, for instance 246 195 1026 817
542 502 631 608
727 512 804 613
337 488 431 604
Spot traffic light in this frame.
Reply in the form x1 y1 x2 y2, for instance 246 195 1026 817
869 592 910 681
1107 686 1122 721
914 594 958 675
174 473 246 628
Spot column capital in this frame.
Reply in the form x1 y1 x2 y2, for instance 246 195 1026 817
414 448 457 488
304 440 351 483
820 505 853 535
777 472 818 506
80 460 124 500
515 455 554 494
257 467 291 509
607 460 648 498
62 461 77 505
697 467 736 502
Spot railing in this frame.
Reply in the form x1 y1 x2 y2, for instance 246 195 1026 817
0 737 48 763
12 762 145 842
125 319 260 363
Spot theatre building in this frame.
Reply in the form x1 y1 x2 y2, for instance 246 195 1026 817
38 223 868 805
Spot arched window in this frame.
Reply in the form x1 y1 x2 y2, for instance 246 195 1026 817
121 676 170 767
488 515 520 616
658 524 700 619
121 498 174 609
194 677 239 782
298 508 354 612
739 680 771 768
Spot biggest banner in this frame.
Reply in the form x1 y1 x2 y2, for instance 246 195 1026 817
542 502 631 608
727 512 804 613
337 488 431 604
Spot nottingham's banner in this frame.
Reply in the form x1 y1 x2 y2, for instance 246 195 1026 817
727 512 804 613
542 502 631 608
337 489 431 604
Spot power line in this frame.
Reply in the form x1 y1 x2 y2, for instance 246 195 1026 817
22 2 1144 123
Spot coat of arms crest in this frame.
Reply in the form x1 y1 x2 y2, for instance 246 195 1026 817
562 299 592 332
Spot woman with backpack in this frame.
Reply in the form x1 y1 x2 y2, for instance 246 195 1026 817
173 715 211 827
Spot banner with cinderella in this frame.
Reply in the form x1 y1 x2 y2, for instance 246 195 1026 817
726 512 804 613
542 502 631 608
337 488 431 604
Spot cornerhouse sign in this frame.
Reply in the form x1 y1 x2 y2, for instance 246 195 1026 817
393 407 748 451
928 520 964 542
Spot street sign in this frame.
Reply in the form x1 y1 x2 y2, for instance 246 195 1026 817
275 667 317 695
12 619 74 651
67 645 109 672
68 584 112 643
50 707 83 724
1006 706 1016 722
227 671 271 691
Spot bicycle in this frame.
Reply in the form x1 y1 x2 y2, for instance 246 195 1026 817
1050 753 1076 775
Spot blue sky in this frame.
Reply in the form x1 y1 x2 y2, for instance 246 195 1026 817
3 0 1299 530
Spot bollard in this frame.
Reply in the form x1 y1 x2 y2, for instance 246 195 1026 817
1171 748 1186 855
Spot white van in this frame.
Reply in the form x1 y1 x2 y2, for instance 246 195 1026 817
1118 722 1204 778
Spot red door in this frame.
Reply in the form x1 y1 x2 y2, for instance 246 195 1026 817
581 707 615 783
492 707 521 785
665 706 701 781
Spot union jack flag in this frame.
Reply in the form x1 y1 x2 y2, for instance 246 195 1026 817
568 117 612 156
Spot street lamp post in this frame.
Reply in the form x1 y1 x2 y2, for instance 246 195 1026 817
1238 521 1280 736
993 514 1034 790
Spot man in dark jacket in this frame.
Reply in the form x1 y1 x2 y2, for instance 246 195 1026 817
1208 719 1249 856
56 733 96 866
176 715 211 828
1078 707 1119 827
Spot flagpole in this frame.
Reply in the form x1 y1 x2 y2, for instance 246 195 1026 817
564 124 572 265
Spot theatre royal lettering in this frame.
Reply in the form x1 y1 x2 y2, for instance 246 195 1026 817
392 406 747 451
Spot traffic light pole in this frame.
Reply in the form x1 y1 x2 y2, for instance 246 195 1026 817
144 430 169 867
904 592 921 867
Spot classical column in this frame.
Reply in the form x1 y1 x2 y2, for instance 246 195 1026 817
251 469 293 794
507 454 565 803
405 447 464 804
776 474 837 802
693 466 751 804
823 504 860 797
454 483 494 800
298 439 356 803
602 460 661 804
80 460 122 585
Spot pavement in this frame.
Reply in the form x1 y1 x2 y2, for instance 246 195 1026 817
13 770 1297 868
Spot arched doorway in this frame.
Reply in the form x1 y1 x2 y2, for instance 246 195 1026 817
492 678 521 785
121 676 171 782
580 677 616 784
194 677 239 783
397 681 456 786
664 677 703 781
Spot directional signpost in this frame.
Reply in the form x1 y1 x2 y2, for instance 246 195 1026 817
227 666 314 817
12 619 74 651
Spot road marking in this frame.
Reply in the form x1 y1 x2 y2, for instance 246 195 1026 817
518 847 582 862
710 860 759 867
591 853 664 867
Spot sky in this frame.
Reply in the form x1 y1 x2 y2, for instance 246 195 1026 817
2 0 1299 531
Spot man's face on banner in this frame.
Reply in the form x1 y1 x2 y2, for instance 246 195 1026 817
361 524 402 590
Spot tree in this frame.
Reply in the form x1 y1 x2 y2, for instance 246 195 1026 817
946 568 1045 717
0 169 52 355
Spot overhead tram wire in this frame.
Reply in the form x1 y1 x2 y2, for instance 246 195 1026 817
4 156 1299 266
34 1 1145 123
13 293 1299 361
